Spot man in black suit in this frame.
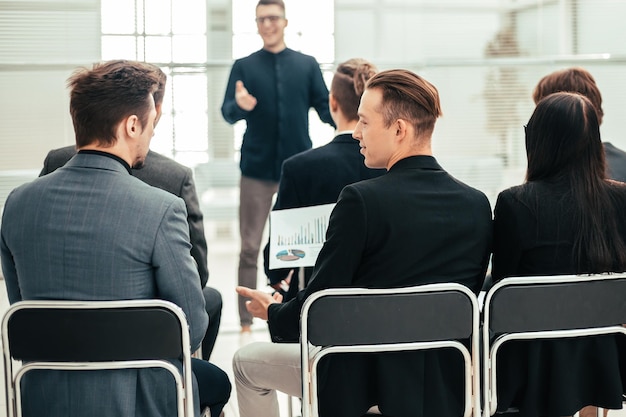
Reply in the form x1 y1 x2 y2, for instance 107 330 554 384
234 69 492 417
39 64 222 361
262 58 385 301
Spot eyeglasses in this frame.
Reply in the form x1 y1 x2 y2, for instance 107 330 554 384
255 15 284 24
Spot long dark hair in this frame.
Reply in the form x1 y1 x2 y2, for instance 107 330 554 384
525 92 626 272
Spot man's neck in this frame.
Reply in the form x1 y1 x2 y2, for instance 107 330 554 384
334 117 357 133
263 43 287 54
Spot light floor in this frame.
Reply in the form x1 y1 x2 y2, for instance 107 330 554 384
0 219 625 417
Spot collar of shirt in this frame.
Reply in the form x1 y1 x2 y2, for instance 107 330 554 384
335 130 354 136
77 149 132 174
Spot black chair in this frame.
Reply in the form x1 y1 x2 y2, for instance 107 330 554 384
482 273 626 417
300 283 481 417
1 299 195 417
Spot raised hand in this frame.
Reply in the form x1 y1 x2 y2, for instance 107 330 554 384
236 286 277 320
235 80 258 111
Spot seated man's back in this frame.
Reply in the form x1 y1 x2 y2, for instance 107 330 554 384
235 69 492 417
1 60 209 417
271 155 491 417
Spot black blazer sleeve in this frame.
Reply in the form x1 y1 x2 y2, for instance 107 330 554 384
267 185 367 342
491 191 524 282
180 169 209 288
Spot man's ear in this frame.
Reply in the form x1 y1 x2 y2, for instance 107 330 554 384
125 115 140 137
395 118 408 139
329 93 338 113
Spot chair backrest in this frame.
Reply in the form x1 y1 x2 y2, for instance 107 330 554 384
300 283 480 417
485 274 626 335
2 299 194 417
482 273 626 416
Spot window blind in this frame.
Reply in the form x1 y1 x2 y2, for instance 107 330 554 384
2 0 626 216
0 0 100 214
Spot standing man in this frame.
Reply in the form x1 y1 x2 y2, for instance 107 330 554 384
40 63 223 361
221 0 335 333
234 69 492 417
1 60 230 417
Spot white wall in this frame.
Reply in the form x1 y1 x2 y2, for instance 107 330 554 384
333 0 626 203
0 0 100 170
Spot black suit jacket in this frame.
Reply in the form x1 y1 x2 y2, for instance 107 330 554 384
263 133 385 290
604 142 626 182
40 146 209 287
492 179 626 416
268 155 493 417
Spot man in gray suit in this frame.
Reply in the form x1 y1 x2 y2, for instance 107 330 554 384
0 60 230 417
39 64 222 360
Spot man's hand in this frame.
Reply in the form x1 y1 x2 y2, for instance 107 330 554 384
236 286 280 321
235 80 257 111
270 269 294 293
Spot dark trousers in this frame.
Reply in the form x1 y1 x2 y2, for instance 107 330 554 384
201 286 222 360
191 358 231 417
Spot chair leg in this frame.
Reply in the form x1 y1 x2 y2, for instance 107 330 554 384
287 395 294 417
192 347 203 359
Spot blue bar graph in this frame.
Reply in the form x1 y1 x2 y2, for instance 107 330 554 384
275 214 328 246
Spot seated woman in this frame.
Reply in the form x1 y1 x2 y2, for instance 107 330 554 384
492 92 626 417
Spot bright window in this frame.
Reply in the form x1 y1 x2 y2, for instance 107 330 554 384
100 0 335 167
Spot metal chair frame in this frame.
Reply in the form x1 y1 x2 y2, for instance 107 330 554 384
482 273 626 417
300 283 481 417
1 299 195 417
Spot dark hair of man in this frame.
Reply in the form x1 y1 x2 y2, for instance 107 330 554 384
525 92 626 272
149 64 167 106
67 60 160 148
257 0 285 12
532 67 604 124
365 69 442 138
330 58 377 122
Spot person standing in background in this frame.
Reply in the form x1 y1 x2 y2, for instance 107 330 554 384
221 0 334 332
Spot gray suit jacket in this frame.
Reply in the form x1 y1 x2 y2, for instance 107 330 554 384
40 146 209 287
1 152 208 417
